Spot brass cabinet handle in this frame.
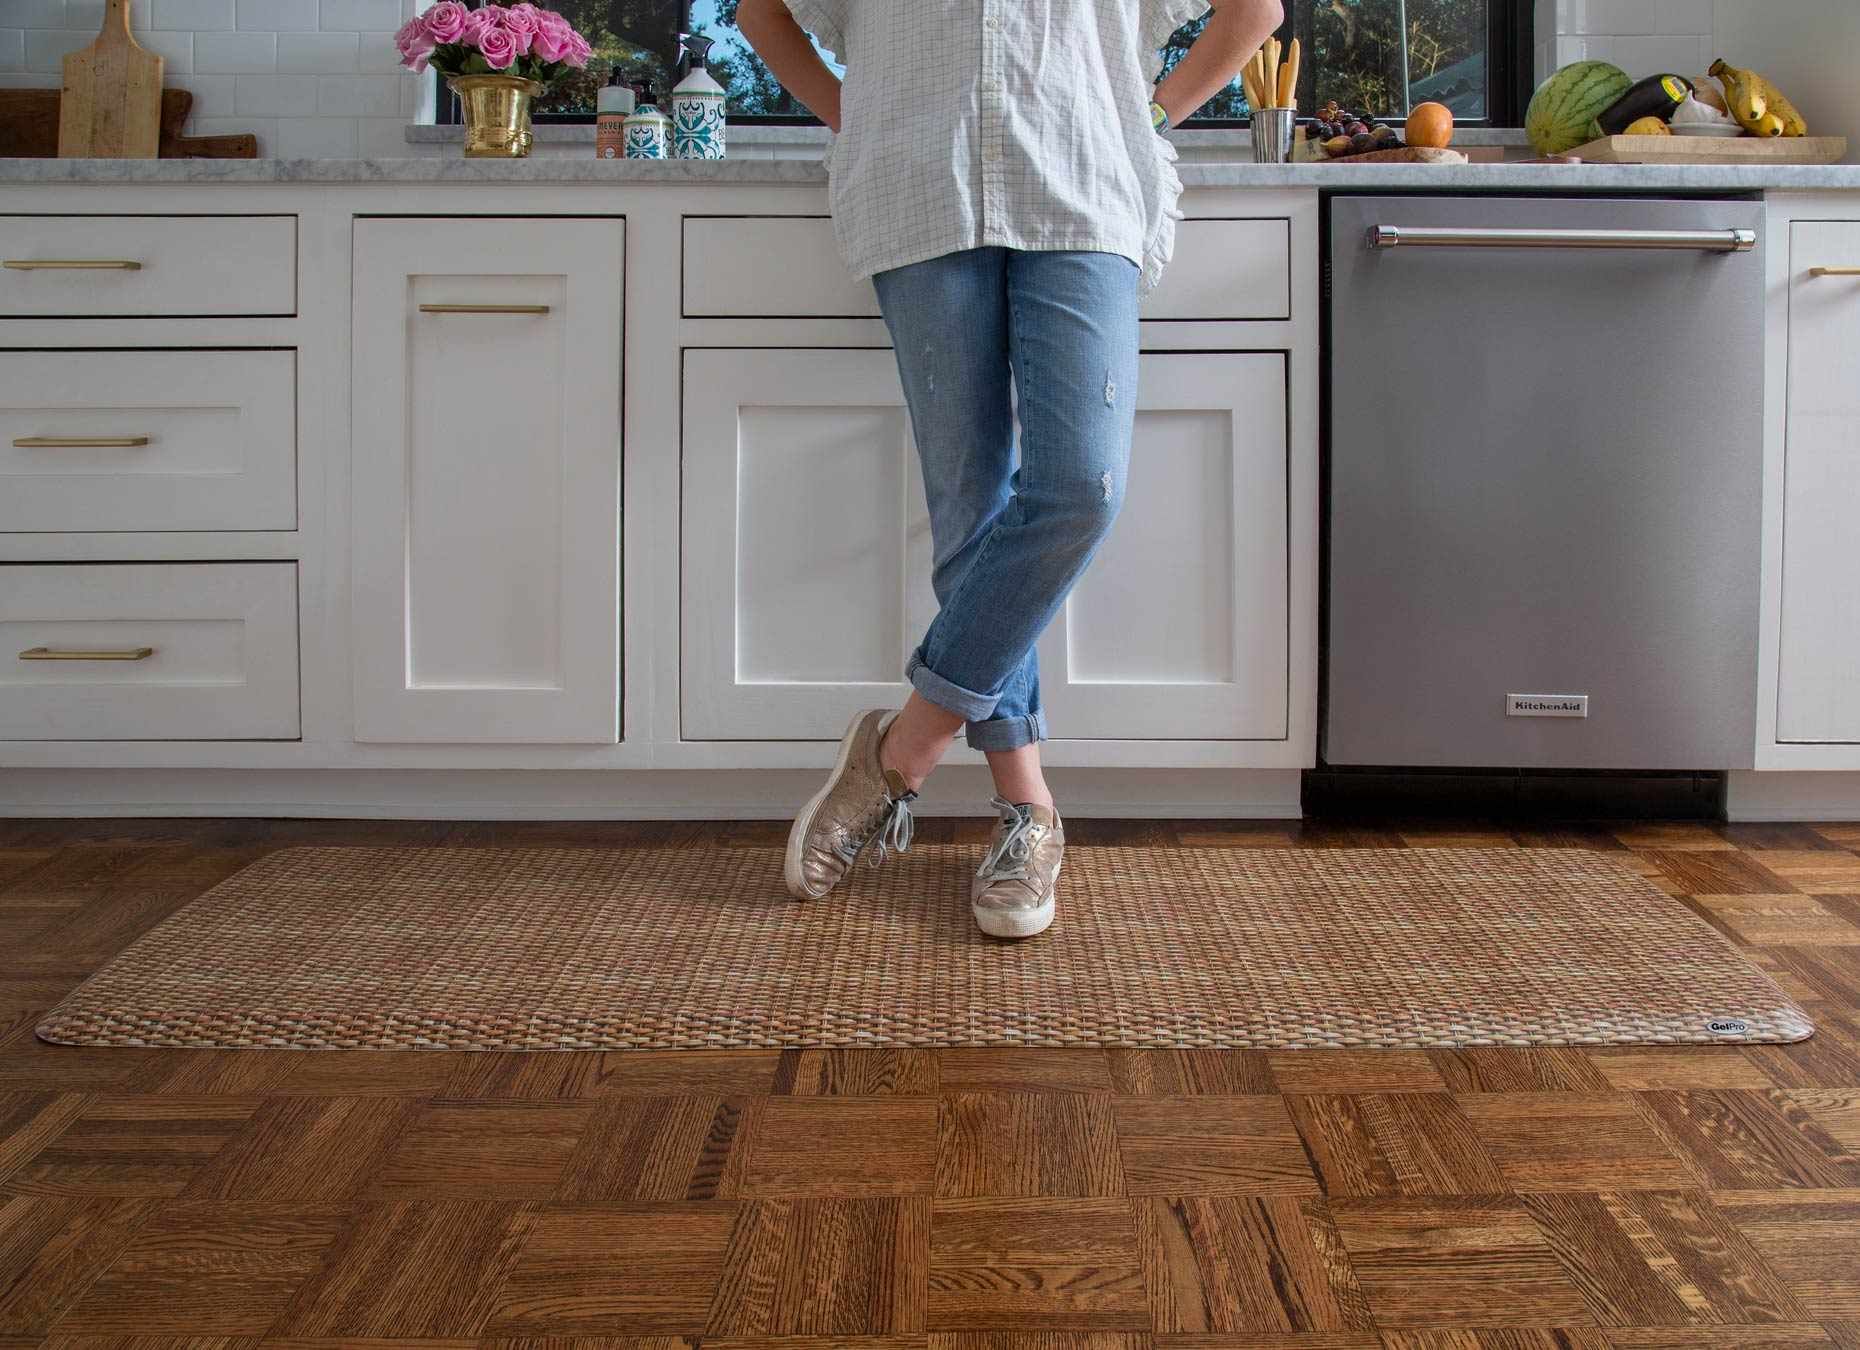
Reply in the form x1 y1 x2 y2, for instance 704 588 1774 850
1809 265 1860 277
418 303 551 314
19 646 155 661
13 436 151 449
3 259 143 270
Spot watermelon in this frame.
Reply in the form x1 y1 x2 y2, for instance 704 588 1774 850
1526 60 1633 153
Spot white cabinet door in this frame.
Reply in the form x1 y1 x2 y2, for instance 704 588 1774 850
351 217 623 744
682 347 1288 744
681 347 932 740
1777 221 1860 744
1038 352 1288 740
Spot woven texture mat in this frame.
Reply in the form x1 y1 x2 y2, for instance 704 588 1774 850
35 845 1812 1051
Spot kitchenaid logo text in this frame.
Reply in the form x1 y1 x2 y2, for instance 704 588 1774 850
1506 694 1589 718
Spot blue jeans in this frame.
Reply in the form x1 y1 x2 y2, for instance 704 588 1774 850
872 246 1140 752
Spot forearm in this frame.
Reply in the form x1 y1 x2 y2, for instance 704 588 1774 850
1153 0 1285 126
737 0 844 131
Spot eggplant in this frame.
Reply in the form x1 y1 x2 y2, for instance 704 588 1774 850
1594 73 1693 135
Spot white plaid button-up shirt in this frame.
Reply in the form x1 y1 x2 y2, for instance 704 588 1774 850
782 0 1210 295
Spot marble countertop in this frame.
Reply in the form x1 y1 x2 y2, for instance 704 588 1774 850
4 153 1859 190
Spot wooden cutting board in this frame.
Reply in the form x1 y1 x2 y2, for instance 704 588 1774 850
1 89 256 159
58 0 163 158
1567 133 1848 164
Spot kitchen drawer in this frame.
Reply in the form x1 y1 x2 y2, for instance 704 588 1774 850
0 562 299 740
680 214 1291 321
1 215 296 318
0 350 296 532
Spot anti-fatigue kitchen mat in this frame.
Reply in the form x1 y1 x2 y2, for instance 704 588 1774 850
35 845 1813 1050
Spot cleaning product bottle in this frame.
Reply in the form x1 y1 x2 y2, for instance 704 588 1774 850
595 65 634 159
623 81 669 158
670 32 726 160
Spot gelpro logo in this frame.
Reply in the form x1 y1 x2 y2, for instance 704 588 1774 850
1707 1018 1750 1036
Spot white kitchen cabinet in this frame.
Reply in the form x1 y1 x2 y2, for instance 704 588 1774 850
350 216 623 744
1776 221 1860 745
681 346 1288 743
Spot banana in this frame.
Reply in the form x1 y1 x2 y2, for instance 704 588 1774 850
1710 58 1807 136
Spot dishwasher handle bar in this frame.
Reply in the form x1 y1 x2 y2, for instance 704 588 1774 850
1370 224 1757 252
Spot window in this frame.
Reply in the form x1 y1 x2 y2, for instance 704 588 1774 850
467 0 1530 125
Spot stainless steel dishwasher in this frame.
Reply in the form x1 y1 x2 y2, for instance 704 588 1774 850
1324 195 1764 770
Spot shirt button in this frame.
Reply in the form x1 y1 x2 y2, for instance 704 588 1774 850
985 12 1000 28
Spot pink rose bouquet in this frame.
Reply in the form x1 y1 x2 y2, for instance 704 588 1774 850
394 2 591 81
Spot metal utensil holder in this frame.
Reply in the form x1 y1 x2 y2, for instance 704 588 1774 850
1252 107 1296 164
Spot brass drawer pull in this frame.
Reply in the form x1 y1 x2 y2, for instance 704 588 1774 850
13 436 151 449
1809 265 1860 277
418 303 551 315
3 259 143 270
19 646 155 661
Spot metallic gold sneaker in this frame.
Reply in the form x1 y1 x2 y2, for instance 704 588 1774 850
971 796 1062 939
783 708 918 901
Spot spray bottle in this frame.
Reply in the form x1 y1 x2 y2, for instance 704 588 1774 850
595 66 634 160
670 32 726 159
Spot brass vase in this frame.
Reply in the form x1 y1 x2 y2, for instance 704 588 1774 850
448 74 543 158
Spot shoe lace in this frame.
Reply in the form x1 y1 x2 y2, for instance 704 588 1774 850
977 795 1036 882
840 785 917 867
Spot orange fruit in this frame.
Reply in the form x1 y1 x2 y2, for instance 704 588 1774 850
1405 101 1455 148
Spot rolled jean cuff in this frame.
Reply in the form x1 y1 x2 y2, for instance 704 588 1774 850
905 649 998 723
964 710 1047 751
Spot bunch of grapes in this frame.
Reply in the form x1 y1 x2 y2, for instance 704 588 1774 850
1305 100 1403 156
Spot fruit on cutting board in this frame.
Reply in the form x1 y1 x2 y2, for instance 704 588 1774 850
1710 58 1807 135
1591 73 1690 136
1526 60 1632 153
1405 101 1454 148
1623 115 1671 135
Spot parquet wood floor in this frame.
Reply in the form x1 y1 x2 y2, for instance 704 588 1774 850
3 816 1860 1346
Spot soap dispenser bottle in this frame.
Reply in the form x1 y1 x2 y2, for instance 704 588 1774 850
670 32 726 159
623 81 670 158
595 66 634 159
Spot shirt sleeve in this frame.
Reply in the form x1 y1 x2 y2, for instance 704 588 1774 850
1139 0 1214 88
781 0 850 60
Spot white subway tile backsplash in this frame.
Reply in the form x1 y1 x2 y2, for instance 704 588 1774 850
25 28 93 70
319 0 397 30
185 70 234 113
356 112 409 156
64 0 106 31
1656 0 1712 33
316 71 398 114
135 27 193 70
274 112 356 155
356 30 403 72
194 27 275 70
151 0 233 30
0 29 25 69
1578 33 1709 76
194 112 274 149
8 0 68 29
0 70 62 87
234 70 315 112
237 0 317 30
277 29 355 71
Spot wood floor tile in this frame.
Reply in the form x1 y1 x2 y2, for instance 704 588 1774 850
1723 824 1853 852
742 1098 937 1198
1522 1189 1806 1327
1151 1333 1380 1348
710 1198 928 1335
1284 1094 1508 1196
1136 1194 1372 1334
1457 1094 1701 1191
1103 1050 1276 1096
933 1334 1149 1350
0 1194 156 1336
776 1049 939 1096
483 1201 737 1336
441 1051 608 1100
1111 1096 1316 1197
939 1093 1124 1198
1613 823 1739 850
1637 1092 1860 1190
50 1202 350 1334
1377 1332 1609 1349
1427 1048 1610 1094
1643 851 1793 897
0 1030 179 1095
270 1198 531 1337
1742 1009 1860 1089
1778 1090 1860 1153
143 1051 309 1097
0 1092 91 1185
1824 1320 1860 1349
182 1096 419 1202
935 1051 1113 1095
1601 1328 1844 1347
1267 1051 1449 1095
557 1094 752 1202
1328 1195 1594 1329
5 1097 260 1197
1749 853 1860 896
1694 896 1860 946
593 1051 783 1097
268 1050 459 1097
1588 1049 1779 1091
1717 1191 1860 1319
929 1198 1143 1331
369 1100 594 1198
